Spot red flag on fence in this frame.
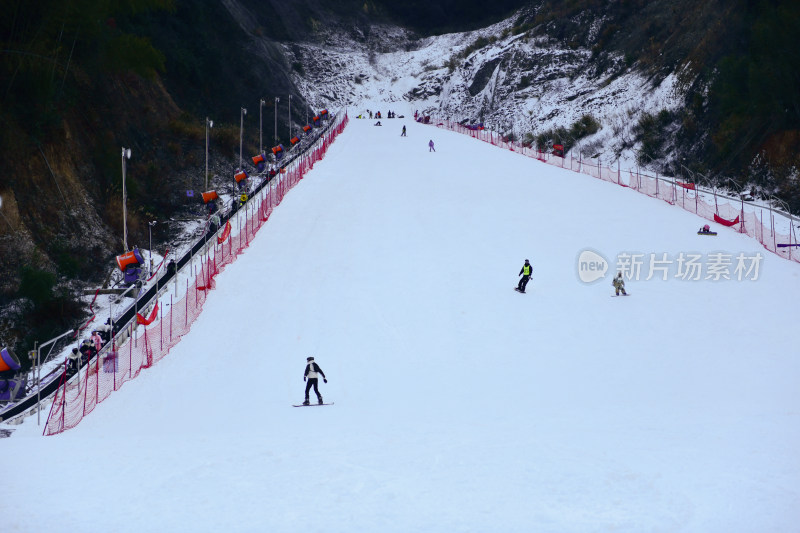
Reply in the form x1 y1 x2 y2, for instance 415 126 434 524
217 221 232 244
677 181 696 190
713 213 740 226
136 303 159 325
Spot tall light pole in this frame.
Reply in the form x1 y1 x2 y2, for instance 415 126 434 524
121 147 132 252
239 107 247 171
148 220 157 275
205 117 213 191
259 98 265 154
288 94 292 140
274 96 280 145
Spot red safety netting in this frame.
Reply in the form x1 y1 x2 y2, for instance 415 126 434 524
136 303 159 325
43 112 349 435
433 119 800 263
714 213 740 226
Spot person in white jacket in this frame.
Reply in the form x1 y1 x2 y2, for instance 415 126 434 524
303 357 327 405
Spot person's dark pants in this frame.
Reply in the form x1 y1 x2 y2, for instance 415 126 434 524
305 378 321 401
518 275 530 292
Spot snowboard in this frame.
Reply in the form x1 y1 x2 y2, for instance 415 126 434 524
293 402 334 407
697 231 718 236
611 293 630 297
514 287 527 293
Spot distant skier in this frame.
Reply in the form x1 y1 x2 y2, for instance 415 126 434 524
612 272 627 296
428 139 435 152
401 125 406 137
698 224 716 235
303 356 327 405
516 259 532 293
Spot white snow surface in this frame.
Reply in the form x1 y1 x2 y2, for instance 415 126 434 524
3 117 800 532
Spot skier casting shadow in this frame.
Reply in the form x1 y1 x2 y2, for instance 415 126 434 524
303 356 327 405
612 272 628 296
516 259 532 293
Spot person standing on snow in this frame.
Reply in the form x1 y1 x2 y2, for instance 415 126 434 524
91 331 103 353
612 272 627 296
517 259 532 293
401 125 406 137
67 347 81 374
303 356 327 405
428 139 435 152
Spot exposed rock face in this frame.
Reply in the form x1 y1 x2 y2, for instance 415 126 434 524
289 13 684 171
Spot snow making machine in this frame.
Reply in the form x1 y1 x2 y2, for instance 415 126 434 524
116 248 145 285
0 347 26 402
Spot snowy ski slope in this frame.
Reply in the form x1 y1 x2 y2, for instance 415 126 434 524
4 115 800 532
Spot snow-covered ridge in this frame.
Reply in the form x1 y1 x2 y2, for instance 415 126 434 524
289 11 684 170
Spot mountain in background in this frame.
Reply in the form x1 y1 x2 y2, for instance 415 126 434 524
0 0 798 355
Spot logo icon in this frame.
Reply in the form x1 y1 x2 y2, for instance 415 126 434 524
577 249 609 283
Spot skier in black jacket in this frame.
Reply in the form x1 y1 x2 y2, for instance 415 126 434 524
517 259 532 293
303 356 327 405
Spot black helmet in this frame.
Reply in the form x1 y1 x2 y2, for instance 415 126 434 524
307 356 314 361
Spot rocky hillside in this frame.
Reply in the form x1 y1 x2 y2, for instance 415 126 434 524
290 15 683 172
291 0 800 196
0 0 340 351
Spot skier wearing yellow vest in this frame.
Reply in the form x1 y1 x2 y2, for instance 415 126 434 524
517 259 532 293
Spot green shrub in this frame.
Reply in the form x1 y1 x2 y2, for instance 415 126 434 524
634 109 672 165
535 115 601 152
19 266 56 310
569 114 601 138
102 34 166 78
